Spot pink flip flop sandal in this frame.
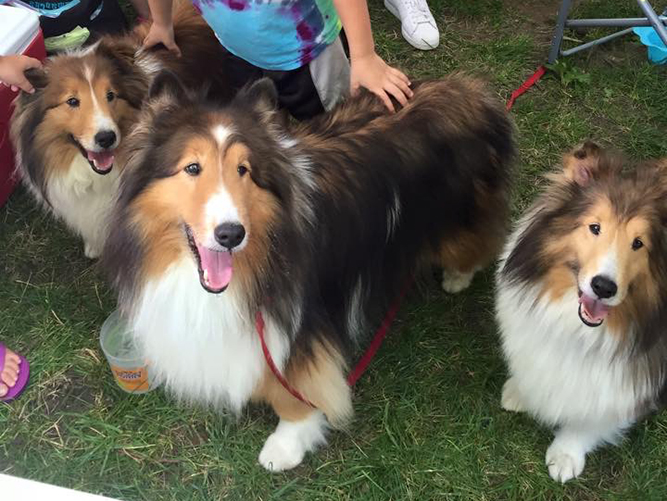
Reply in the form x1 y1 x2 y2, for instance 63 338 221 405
0 343 30 402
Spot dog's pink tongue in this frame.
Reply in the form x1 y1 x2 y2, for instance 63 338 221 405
579 294 611 323
87 150 114 171
197 244 233 291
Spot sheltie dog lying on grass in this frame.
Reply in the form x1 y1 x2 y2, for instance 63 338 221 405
102 70 514 470
497 142 667 483
10 1 231 258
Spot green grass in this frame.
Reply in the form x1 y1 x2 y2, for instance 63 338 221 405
2 1 667 499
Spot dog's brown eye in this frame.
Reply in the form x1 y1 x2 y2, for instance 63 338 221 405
66 97 80 108
106 91 115 102
589 224 600 235
237 164 248 177
184 163 201 176
632 238 643 250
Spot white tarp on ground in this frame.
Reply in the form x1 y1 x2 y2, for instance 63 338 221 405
0 473 123 501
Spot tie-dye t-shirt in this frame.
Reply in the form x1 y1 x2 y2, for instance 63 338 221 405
192 0 342 71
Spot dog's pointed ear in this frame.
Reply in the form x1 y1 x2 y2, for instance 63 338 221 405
562 141 608 186
235 78 278 119
149 69 187 101
24 67 48 92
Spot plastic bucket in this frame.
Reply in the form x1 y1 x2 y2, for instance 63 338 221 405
99 310 159 394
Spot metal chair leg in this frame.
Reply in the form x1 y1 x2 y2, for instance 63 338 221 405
637 0 667 44
547 0 667 62
548 0 573 64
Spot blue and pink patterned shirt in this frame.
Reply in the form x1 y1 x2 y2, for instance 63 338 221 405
192 0 342 71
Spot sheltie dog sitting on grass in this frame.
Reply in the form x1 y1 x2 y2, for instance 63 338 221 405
102 70 514 470
497 142 667 483
10 0 231 258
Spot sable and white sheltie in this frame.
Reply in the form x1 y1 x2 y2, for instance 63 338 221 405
496 142 667 483
102 70 514 470
10 1 231 258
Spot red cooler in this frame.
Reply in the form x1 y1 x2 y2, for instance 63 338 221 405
0 5 47 207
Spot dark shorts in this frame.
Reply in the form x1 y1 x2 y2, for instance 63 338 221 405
223 37 350 121
38 0 127 38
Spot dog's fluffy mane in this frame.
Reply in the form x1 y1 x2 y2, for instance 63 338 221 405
502 143 667 357
106 75 318 345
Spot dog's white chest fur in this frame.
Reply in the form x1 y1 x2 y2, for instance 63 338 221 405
496 281 650 427
131 258 290 411
46 156 120 257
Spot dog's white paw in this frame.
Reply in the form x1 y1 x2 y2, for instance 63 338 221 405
84 241 102 259
441 270 475 293
259 430 306 472
500 378 525 413
258 412 327 472
546 442 585 483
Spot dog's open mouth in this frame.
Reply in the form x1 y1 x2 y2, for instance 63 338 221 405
185 225 233 294
578 290 610 327
70 135 115 175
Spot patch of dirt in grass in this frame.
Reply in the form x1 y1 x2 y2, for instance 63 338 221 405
505 0 559 27
42 371 99 416
173 422 210 449
444 0 557 46
584 42 647 69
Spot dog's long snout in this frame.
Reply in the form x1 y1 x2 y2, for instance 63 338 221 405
214 222 246 250
95 130 117 149
591 275 617 299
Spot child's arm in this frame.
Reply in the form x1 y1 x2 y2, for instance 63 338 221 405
143 0 181 56
0 55 42 94
333 0 413 112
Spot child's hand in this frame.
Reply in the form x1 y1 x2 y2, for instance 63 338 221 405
0 55 42 94
350 52 413 112
143 22 181 57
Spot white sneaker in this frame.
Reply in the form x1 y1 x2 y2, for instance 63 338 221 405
384 0 440 51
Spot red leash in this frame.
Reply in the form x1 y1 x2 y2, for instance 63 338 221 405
506 65 547 111
255 280 412 408
346 281 411 386
255 311 316 407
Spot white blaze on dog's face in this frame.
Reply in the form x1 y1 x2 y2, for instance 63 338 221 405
127 75 285 295
572 197 651 327
35 56 131 175
55 66 121 173
171 125 258 294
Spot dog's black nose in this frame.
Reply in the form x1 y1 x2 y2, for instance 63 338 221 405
591 275 617 299
214 223 246 249
95 130 117 149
